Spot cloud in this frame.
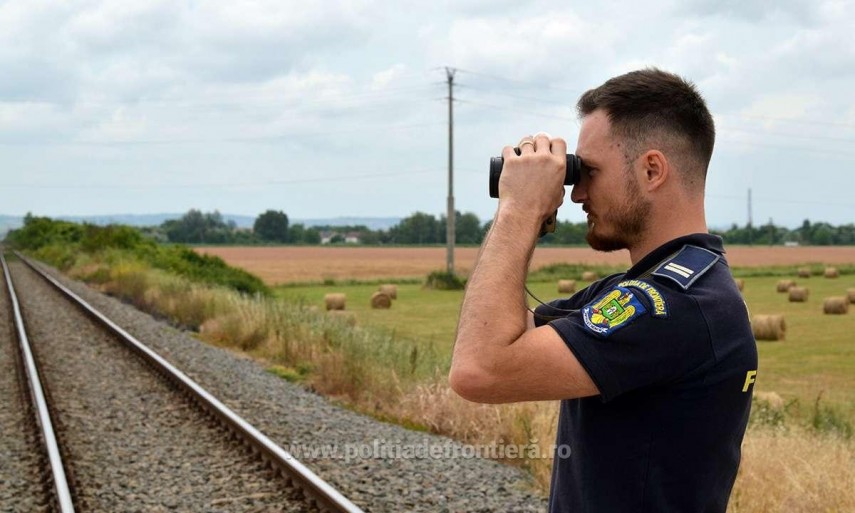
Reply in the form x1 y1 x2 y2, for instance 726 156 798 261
0 0 377 105
677 0 820 24
431 11 621 83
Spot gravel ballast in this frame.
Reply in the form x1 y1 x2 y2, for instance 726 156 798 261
0 265 50 512
9 260 310 512
20 258 548 512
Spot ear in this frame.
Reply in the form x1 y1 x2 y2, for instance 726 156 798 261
641 150 668 192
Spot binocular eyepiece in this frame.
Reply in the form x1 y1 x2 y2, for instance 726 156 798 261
488 152 582 198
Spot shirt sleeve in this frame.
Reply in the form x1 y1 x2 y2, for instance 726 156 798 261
546 281 716 402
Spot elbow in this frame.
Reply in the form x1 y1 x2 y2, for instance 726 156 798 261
449 362 498 403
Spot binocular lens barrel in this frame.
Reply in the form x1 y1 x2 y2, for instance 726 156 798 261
488 153 582 198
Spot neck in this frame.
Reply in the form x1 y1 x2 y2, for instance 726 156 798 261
628 199 707 265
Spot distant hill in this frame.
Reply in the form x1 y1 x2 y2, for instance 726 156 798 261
0 213 403 237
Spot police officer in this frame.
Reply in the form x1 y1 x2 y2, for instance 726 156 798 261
449 68 757 512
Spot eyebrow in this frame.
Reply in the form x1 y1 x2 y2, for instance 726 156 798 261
577 154 598 167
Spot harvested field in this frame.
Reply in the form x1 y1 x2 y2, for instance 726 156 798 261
197 245 855 285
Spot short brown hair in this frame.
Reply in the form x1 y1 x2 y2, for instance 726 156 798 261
577 68 715 188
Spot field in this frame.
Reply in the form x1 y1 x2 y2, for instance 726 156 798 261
200 244 855 416
275 273 855 420
197 245 855 284
196 244 855 509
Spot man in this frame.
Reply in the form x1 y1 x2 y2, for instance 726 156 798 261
449 68 757 512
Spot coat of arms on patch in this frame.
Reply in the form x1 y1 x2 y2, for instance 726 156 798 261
582 287 647 336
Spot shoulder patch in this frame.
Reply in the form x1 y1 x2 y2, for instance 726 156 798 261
582 286 647 337
617 279 668 317
652 245 720 290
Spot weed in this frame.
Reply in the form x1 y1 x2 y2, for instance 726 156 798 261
424 270 465 290
811 392 853 439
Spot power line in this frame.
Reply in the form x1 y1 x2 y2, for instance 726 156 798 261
454 68 583 94
722 128 855 144
718 136 855 159
707 193 854 209
0 169 442 190
455 98 577 121
458 84 571 107
721 113 855 130
0 121 445 146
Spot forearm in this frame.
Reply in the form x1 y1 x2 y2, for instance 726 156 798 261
453 205 540 365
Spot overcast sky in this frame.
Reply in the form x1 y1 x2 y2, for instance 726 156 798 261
1 0 854 228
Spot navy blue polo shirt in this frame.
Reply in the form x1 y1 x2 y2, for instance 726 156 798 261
534 233 757 513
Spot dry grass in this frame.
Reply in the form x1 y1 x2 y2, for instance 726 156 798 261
395 380 559 484
197 245 855 284
729 427 855 513
62 255 855 509
397 381 855 510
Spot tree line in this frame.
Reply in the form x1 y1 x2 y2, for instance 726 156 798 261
151 209 855 246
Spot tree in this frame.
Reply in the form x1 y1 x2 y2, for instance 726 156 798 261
302 227 321 244
389 212 441 244
455 211 484 244
161 209 235 243
254 210 289 243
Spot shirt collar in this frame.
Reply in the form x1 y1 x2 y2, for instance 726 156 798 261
625 233 725 279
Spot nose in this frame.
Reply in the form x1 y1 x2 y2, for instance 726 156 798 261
570 174 587 204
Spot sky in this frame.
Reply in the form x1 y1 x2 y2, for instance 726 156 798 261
1 0 854 229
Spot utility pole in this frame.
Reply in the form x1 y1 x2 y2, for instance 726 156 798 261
446 67 456 274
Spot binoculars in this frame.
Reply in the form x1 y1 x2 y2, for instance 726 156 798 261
488 152 583 199
488 150 583 236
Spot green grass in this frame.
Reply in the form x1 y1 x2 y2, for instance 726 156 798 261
275 272 855 423
275 283 463 364
740 275 855 421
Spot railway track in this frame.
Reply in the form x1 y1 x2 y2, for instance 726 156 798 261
1 252 364 513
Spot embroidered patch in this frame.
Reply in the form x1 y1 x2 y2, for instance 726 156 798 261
617 279 669 318
652 245 720 290
582 286 647 337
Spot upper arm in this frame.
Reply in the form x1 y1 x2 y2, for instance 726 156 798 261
451 324 599 404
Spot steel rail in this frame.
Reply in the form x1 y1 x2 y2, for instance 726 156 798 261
15 252 365 513
1 253 76 513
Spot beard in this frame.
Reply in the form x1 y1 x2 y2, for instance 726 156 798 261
586 177 652 252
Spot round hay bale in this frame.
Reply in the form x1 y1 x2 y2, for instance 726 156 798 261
823 297 849 315
788 286 809 303
776 280 796 293
558 279 576 294
324 293 346 311
751 314 786 341
797 267 812 278
847 288 855 304
733 278 744 292
370 291 392 309
378 284 398 300
581 271 598 282
754 391 785 410
824 267 839 279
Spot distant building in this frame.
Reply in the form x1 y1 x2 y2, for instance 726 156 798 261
319 230 360 244
320 231 335 244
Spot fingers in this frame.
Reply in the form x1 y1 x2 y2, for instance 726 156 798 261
518 135 535 155
517 132 566 156
549 136 567 157
502 145 516 160
533 132 551 153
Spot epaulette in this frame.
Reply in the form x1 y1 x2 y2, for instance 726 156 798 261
651 244 720 290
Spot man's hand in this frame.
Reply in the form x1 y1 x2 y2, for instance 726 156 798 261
498 132 567 233
448 131 598 404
